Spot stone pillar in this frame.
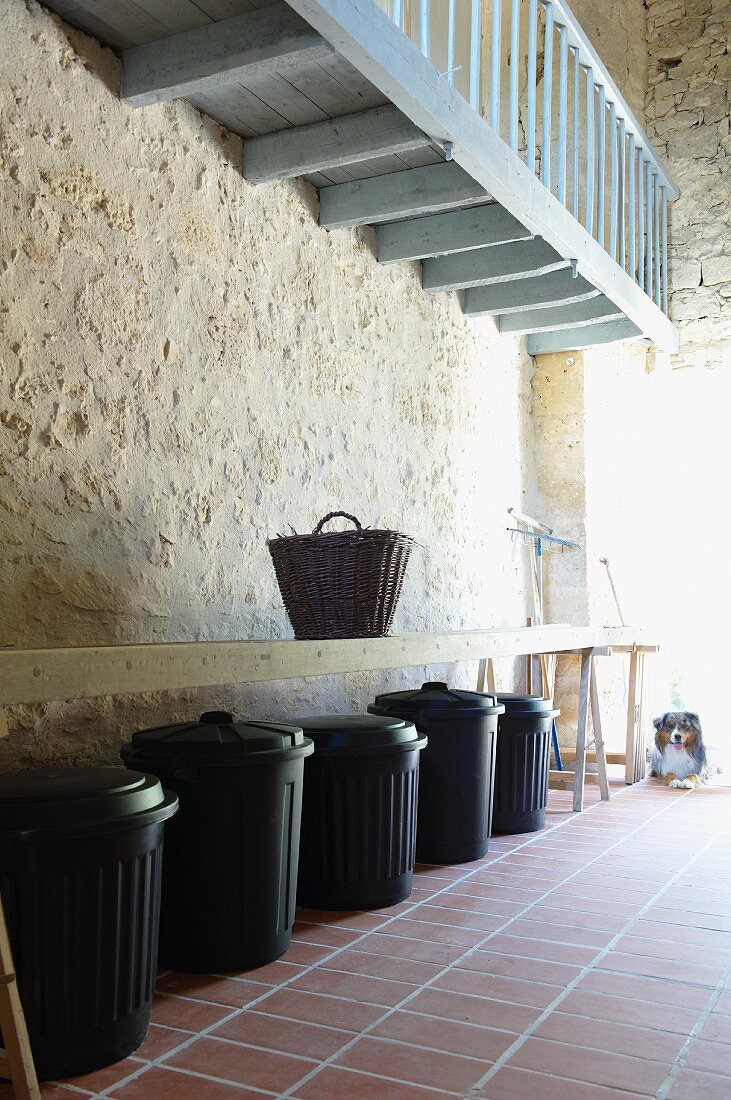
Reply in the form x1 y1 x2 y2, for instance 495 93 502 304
531 351 589 743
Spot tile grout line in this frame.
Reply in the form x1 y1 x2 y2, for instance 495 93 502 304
277 788 706 1099
654 962 731 1099
467 806 731 1095
91 785 637 1097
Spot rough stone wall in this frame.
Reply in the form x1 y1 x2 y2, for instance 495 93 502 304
0 0 536 768
572 0 649 120
645 0 730 364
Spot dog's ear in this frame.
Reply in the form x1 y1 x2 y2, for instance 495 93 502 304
653 714 667 731
686 712 702 734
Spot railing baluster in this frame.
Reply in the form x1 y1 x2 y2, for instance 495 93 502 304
557 24 568 202
418 0 430 56
572 47 579 216
527 0 538 170
447 0 456 84
490 0 502 132
653 171 661 306
585 67 595 234
609 101 617 259
470 0 481 109
509 0 520 149
661 185 668 314
638 150 645 291
542 2 554 190
645 158 653 299
597 86 606 247
392 0 403 32
628 133 636 281
619 118 626 270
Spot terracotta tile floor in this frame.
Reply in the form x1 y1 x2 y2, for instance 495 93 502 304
9 778 731 1099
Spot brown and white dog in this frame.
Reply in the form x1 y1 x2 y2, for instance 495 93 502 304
650 712 707 789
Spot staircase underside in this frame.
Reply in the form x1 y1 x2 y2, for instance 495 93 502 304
44 0 678 355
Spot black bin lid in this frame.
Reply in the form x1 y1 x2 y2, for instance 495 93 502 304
298 714 426 755
373 681 505 716
126 711 313 765
497 694 560 718
0 767 178 833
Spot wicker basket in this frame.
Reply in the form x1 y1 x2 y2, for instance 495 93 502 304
268 512 415 640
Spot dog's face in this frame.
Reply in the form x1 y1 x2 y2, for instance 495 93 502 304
653 711 702 754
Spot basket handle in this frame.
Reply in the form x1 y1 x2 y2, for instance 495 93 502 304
313 511 363 534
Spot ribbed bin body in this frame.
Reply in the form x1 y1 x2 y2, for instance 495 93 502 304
492 695 559 834
296 715 426 910
122 712 313 973
369 683 505 864
415 713 498 862
0 768 177 1080
151 758 305 971
1 825 163 1079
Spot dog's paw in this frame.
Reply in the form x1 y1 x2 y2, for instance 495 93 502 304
670 777 698 789
668 778 685 788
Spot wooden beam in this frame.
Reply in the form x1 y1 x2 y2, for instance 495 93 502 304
424 239 568 292
463 270 600 315
500 297 624 335
284 0 678 351
527 318 643 354
243 105 430 183
319 162 487 229
122 3 333 108
0 626 646 707
377 204 532 264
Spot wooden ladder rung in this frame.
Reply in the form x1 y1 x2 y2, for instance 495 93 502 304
558 751 626 764
550 769 600 785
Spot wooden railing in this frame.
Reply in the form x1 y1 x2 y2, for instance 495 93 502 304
379 0 678 316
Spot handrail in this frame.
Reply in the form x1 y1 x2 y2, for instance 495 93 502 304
547 0 678 197
377 0 677 318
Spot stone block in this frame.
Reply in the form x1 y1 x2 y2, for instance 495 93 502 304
667 126 720 160
670 258 702 289
702 255 731 286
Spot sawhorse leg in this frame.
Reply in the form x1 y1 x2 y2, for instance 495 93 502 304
476 658 496 694
573 649 592 812
0 896 40 1099
574 649 611 810
625 649 647 784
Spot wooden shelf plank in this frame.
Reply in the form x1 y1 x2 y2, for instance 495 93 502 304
0 626 648 707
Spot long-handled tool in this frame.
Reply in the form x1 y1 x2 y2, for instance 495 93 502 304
508 508 581 770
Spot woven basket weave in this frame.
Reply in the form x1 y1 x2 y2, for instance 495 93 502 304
268 512 415 640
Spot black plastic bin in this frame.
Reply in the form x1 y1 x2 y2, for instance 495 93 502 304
369 682 505 864
492 694 560 834
0 767 178 1080
297 715 427 910
121 711 313 973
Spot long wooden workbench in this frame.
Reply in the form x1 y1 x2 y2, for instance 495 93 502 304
0 624 645 706
0 624 656 810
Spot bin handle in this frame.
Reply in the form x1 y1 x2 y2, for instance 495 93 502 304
313 512 363 534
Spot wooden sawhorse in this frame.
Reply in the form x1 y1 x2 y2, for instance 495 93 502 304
0 896 40 1099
